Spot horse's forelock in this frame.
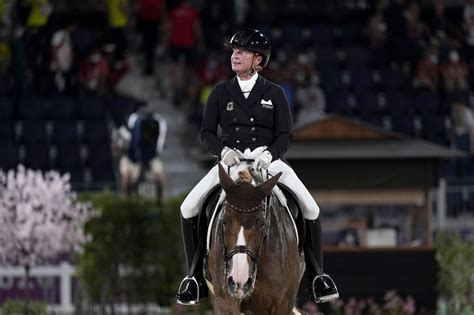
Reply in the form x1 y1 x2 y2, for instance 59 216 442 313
226 182 263 209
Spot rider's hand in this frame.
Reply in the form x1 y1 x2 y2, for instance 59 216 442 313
253 150 272 171
221 147 240 167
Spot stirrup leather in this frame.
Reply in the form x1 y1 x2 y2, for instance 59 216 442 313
312 274 340 303
177 276 200 305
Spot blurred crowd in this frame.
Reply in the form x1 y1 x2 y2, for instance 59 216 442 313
1 0 474 179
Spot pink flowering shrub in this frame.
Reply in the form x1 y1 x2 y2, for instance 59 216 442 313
301 290 418 315
0 165 94 267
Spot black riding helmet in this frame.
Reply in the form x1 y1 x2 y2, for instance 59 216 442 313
226 29 271 67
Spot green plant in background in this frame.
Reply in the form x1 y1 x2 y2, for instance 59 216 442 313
435 231 474 315
77 192 186 313
1 299 47 315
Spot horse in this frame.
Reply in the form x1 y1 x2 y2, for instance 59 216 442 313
205 163 304 315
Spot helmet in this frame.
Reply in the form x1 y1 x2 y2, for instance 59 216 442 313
226 29 271 67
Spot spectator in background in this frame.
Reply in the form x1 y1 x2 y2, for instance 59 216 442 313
164 0 203 107
295 74 326 125
136 0 166 76
26 0 51 29
104 0 130 57
403 1 427 62
103 42 129 90
114 108 167 203
463 0 474 58
414 45 439 91
25 0 52 95
441 49 468 92
451 101 474 154
192 50 229 128
290 51 326 124
0 27 11 95
79 45 109 94
367 0 388 49
49 25 74 94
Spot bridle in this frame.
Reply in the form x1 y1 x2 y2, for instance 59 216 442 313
218 199 270 279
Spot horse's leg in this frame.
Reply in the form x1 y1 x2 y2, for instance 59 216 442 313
154 172 164 206
211 294 241 315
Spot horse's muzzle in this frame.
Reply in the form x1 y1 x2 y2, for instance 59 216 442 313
227 275 254 299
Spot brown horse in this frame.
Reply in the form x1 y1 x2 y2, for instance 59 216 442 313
206 163 304 314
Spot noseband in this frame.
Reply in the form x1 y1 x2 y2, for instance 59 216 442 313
219 200 269 275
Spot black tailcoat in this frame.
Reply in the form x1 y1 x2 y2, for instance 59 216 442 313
201 75 293 160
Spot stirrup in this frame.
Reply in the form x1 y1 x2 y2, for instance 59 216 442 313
312 273 339 303
176 276 200 305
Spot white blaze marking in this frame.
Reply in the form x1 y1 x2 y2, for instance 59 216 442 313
230 226 250 286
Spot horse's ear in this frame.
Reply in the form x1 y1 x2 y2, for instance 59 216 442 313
257 172 282 198
218 162 236 192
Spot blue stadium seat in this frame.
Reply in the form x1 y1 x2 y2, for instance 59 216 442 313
82 120 109 144
55 141 82 169
0 120 14 144
108 95 137 127
280 24 304 52
21 119 48 145
414 90 440 116
338 24 364 46
52 120 79 145
380 68 407 91
370 46 391 68
90 164 116 184
390 113 415 136
77 94 106 120
326 91 357 116
23 142 51 171
49 95 77 119
311 24 334 48
454 134 470 152
468 66 474 91
314 47 339 71
420 114 449 145
0 145 18 170
87 141 112 167
18 95 46 119
445 90 470 107
319 69 344 93
0 96 13 120
386 91 414 116
344 46 369 70
357 92 385 127
350 69 374 93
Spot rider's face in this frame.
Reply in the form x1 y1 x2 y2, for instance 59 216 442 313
231 48 257 75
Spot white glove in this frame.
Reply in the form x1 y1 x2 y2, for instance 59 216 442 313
221 147 240 167
253 150 272 171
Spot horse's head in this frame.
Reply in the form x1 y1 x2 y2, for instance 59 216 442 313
217 163 281 301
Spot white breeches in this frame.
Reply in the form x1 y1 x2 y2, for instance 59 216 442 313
180 153 320 220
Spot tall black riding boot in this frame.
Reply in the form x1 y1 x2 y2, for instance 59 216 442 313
303 218 339 303
176 215 208 305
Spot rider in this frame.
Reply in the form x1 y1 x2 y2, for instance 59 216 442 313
176 29 339 305
115 107 167 200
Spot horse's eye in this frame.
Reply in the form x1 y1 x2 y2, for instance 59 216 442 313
221 219 228 227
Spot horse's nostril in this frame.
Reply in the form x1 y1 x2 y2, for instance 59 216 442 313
244 277 252 291
227 276 236 291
